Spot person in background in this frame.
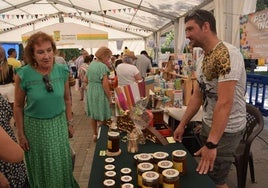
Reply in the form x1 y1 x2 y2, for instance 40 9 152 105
161 54 176 81
14 31 79 187
134 50 152 79
55 50 67 65
84 47 113 142
68 56 77 78
123 46 130 54
78 54 94 101
173 10 246 188
116 51 143 86
75 49 89 94
0 94 28 188
0 46 15 110
7 48 21 69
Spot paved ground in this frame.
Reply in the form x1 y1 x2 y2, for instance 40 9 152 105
69 87 268 188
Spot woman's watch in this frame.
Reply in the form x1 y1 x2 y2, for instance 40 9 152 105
205 141 218 149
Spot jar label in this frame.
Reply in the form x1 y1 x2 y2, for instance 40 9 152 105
173 162 183 172
163 183 175 188
138 174 142 187
107 140 112 150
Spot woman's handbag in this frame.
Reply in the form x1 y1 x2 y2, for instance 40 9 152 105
68 73 76 87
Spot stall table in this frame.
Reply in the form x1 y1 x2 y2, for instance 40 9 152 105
88 125 215 188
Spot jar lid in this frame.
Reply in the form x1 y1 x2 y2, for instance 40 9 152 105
172 150 187 157
157 160 173 169
137 162 154 171
153 151 169 159
162 168 180 178
121 175 132 182
103 179 115 186
137 153 152 161
108 131 120 137
105 170 116 177
133 154 140 160
121 183 134 188
142 171 159 182
121 167 132 174
104 164 115 171
105 157 115 163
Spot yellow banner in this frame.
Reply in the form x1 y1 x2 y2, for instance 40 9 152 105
76 33 108 40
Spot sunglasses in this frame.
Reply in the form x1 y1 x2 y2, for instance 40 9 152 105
43 74 53 92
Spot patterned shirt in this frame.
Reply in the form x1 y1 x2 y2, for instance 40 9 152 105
196 41 247 133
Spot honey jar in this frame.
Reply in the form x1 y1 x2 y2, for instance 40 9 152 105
136 153 152 165
152 151 169 171
120 175 132 185
137 162 154 188
107 131 120 152
104 170 116 180
142 171 160 188
157 160 173 185
162 168 180 188
104 164 115 172
105 157 115 165
103 179 116 188
172 150 187 175
121 183 134 188
120 167 132 176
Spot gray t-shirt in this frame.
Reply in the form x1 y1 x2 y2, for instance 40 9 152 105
196 41 246 133
134 54 152 78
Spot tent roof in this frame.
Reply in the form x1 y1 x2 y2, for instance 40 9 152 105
0 0 209 40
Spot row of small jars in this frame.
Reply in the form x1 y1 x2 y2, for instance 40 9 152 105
104 157 134 188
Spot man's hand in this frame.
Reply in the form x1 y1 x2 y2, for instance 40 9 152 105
194 146 217 174
173 125 185 142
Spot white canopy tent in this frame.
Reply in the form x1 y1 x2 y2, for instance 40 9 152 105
0 0 257 56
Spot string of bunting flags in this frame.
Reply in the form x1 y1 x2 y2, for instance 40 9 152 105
0 7 152 34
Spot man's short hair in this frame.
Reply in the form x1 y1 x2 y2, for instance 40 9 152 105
140 50 148 55
185 9 217 34
7 48 16 56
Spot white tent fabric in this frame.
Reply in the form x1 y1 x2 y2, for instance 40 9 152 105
21 23 108 48
0 0 258 55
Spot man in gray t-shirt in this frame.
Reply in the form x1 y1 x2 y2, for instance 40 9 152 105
134 50 152 78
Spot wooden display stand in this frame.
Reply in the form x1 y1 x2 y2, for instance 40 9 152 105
182 78 196 106
151 109 172 138
115 115 169 145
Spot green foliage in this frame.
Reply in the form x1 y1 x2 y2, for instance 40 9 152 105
161 31 175 48
59 48 80 62
161 48 174 53
256 0 268 11
161 30 175 53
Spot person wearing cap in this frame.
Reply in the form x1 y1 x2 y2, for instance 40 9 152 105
116 51 143 86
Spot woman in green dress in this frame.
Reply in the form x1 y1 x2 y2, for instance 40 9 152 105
84 47 113 142
14 32 79 187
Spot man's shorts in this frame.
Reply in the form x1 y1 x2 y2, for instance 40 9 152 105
199 122 244 185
